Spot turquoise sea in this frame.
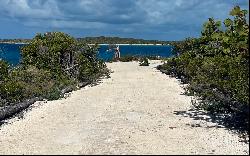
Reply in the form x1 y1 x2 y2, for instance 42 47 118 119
0 43 173 65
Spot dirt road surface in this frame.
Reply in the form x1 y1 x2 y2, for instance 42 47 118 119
0 60 248 155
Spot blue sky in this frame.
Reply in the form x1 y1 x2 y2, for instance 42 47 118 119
0 0 249 40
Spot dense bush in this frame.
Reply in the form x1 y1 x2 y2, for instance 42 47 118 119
0 65 65 106
113 55 160 63
158 6 249 128
0 79 25 105
113 55 139 62
0 60 9 81
21 32 107 82
76 43 107 82
0 32 108 107
139 57 150 66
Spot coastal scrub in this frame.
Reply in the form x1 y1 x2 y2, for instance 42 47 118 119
0 32 108 112
158 6 249 131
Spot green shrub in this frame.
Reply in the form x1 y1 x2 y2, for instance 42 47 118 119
21 32 106 82
117 55 138 62
9 66 64 98
0 80 25 104
1 32 108 107
21 32 76 74
44 86 62 101
139 57 150 66
158 6 249 128
0 60 9 81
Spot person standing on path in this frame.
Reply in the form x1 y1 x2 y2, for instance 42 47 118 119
114 45 120 59
106 44 121 60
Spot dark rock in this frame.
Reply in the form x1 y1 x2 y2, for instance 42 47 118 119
0 97 42 121
61 86 74 95
78 82 90 88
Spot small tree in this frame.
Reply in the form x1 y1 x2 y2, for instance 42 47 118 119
0 60 8 81
21 32 77 75
21 32 106 82
139 57 150 66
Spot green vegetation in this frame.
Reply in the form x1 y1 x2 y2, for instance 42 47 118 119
110 55 150 66
0 39 31 44
0 32 108 108
0 36 178 45
78 36 174 45
111 55 163 63
139 57 150 66
0 60 8 81
114 55 139 62
158 6 249 130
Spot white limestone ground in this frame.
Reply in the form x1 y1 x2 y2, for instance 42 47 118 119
0 60 248 155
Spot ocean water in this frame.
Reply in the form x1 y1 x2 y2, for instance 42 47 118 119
0 43 173 65
0 43 23 66
97 45 173 61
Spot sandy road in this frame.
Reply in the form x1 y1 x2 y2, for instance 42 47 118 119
0 60 248 155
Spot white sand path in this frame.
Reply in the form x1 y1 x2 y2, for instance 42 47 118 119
0 60 248 155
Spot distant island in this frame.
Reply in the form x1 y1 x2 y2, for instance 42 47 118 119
0 36 179 45
0 38 31 44
77 36 176 45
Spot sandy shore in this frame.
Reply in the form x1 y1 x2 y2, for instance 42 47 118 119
0 60 248 155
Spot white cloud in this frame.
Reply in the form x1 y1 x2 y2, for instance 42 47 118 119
0 0 61 19
0 0 248 40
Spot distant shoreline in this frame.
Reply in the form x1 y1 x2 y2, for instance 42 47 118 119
91 43 170 46
0 42 170 46
0 42 28 44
